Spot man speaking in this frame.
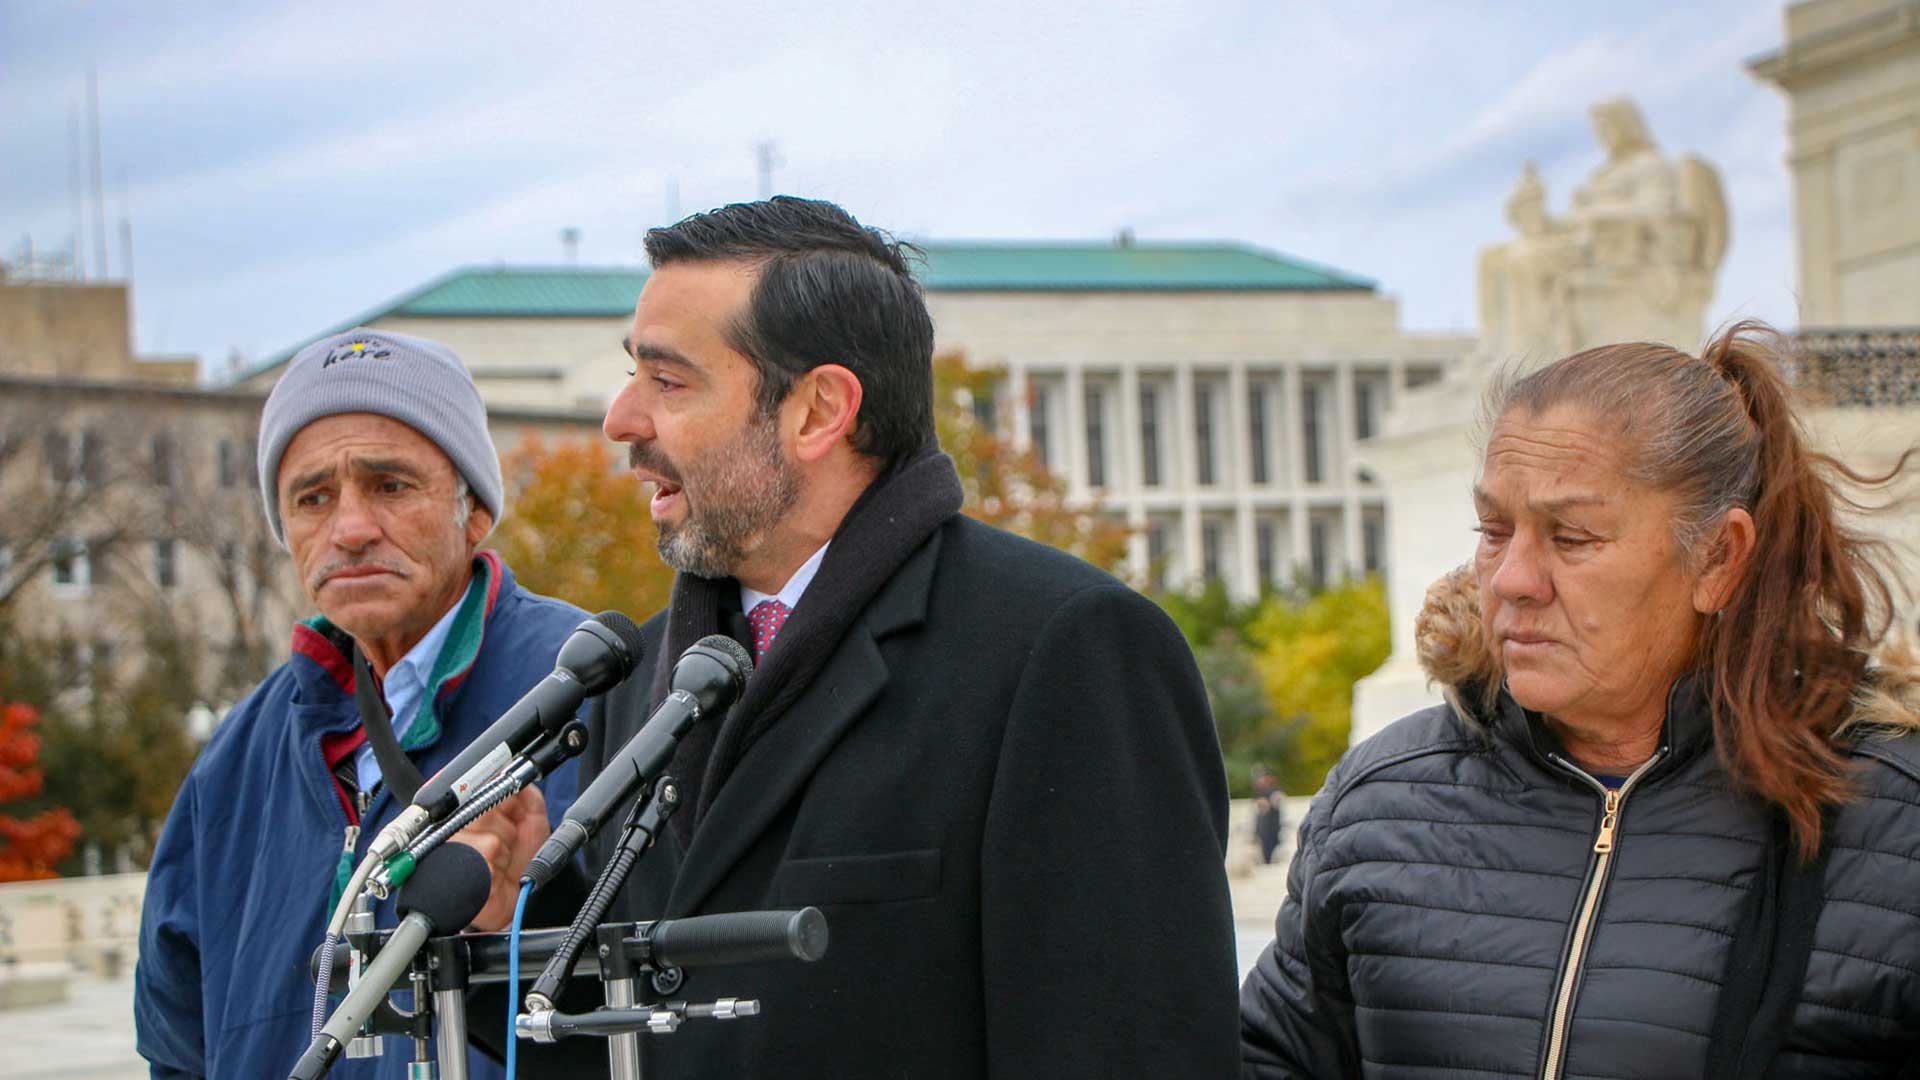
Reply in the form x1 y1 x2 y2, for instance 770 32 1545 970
523 197 1240 1077
135 329 587 1078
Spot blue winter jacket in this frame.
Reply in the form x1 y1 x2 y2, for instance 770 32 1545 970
136 552 586 1079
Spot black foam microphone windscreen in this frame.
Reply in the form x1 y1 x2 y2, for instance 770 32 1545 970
396 842 493 932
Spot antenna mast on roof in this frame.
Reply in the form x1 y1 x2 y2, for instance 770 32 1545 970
87 66 108 279
68 104 84 280
118 166 134 285
754 140 782 199
561 227 581 264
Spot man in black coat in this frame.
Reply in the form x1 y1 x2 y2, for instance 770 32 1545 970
509 197 1239 1077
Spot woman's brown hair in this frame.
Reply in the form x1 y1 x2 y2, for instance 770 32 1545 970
1489 321 1914 856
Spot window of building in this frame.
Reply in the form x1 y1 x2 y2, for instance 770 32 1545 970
155 539 178 589
1309 518 1330 590
46 431 64 484
1248 384 1269 485
1355 378 1378 440
1194 382 1216 486
1201 520 1223 583
1140 385 1162 488
1029 383 1053 471
151 433 178 488
1405 364 1444 390
79 430 102 488
52 537 88 588
1363 513 1384 575
218 439 243 488
1256 520 1276 588
1146 520 1170 592
1084 386 1107 489
971 382 998 433
1301 382 1325 485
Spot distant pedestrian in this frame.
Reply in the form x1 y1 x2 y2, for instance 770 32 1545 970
1252 765 1287 865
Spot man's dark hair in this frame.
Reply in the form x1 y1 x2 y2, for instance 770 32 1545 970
644 196 936 461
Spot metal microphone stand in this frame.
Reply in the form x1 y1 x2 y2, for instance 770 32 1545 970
313 907 828 1079
307 773 829 1078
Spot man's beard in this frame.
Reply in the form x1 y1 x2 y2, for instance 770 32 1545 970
631 413 800 580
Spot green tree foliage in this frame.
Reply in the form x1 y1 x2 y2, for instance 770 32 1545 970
1153 579 1267 646
1247 577 1391 793
1 611 209 871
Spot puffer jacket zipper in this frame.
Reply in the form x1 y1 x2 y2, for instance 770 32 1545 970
1537 748 1667 1080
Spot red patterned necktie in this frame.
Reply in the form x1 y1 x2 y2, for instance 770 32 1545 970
747 599 791 661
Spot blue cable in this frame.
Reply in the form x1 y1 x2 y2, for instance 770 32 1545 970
507 881 532 1080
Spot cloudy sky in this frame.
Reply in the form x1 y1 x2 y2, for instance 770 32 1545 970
3 1 1794 376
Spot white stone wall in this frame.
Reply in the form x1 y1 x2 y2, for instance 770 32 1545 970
0 873 145 968
1804 403 1920 633
369 315 630 413
1752 0 1920 327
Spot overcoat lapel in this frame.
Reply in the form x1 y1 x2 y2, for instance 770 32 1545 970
663 529 944 915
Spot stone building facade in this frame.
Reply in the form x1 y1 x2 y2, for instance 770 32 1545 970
0 278 603 713
1750 0 1920 327
243 241 1471 599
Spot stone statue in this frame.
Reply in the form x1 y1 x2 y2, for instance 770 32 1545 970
1477 98 1727 364
1479 162 1582 360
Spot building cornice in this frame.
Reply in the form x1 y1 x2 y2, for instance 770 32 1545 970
1749 0 1920 89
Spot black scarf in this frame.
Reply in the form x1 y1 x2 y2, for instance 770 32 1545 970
646 446 964 829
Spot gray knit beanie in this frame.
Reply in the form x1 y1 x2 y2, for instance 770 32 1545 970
256 327 504 546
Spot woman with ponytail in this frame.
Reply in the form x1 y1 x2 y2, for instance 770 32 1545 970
1241 322 1920 1078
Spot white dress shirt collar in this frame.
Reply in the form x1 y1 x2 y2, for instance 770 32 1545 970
355 593 462 793
740 541 830 615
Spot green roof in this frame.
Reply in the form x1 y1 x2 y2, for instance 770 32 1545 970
242 241 1373 380
913 241 1373 292
397 267 651 317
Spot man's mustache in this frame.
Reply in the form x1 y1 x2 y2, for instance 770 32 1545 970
311 557 409 591
628 442 684 487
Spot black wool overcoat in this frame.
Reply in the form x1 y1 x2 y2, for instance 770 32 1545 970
528 514 1242 1079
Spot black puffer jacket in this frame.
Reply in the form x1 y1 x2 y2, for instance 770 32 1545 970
1241 586 1920 1077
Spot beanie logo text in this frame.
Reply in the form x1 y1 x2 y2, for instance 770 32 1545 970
321 339 394 367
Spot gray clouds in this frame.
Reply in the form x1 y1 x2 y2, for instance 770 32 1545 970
1 1 1794 372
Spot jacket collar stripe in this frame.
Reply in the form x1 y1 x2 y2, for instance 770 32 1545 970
405 551 504 751
292 623 356 693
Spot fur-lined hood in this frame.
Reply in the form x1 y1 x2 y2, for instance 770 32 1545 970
1411 563 1920 735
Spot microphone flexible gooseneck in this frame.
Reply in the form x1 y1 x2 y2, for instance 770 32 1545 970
521 634 751 891
290 844 493 1080
312 611 644 1037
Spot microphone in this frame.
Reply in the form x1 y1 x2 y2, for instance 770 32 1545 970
522 634 751 890
365 612 646 864
289 844 492 1080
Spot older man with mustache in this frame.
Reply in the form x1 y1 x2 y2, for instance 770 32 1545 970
135 328 588 1080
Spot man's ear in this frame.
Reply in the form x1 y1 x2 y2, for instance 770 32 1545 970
1691 506 1756 615
465 500 495 549
787 364 864 463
